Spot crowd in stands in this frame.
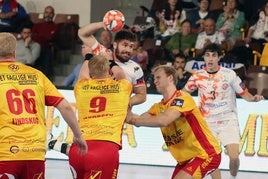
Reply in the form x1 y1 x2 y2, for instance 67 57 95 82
1 0 268 96
0 1 79 81
129 0 268 94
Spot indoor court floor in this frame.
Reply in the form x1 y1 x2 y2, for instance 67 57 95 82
46 159 268 179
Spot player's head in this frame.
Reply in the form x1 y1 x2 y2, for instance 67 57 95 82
113 30 136 63
202 43 222 72
202 43 222 57
88 54 110 78
0 33 16 60
152 65 178 93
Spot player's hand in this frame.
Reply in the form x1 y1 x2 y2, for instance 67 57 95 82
73 135 88 156
253 95 264 102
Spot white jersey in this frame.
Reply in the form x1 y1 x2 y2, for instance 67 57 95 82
195 31 225 49
116 60 145 87
184 66 247 122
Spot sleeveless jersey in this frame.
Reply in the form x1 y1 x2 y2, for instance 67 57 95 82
184 66 247 122
148 91 221 164
0 61 64 161
74 78 132 147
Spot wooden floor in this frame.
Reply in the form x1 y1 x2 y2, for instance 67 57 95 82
45 159 268 179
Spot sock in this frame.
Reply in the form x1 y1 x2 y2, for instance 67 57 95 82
48 139 57 150
60 143 68 154
230 175 236 179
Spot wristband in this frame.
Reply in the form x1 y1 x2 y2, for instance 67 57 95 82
84 53 94 61
109 60 118 69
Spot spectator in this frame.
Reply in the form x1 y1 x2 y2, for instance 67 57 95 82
186 0 216 33
241 0 266 23
165 19 197 58
216 0 245 47
62 44 92 87
195 18 226 57
0 32 87 178
0 0 29 32
172 53 192 89
15 22 41 66
150 0 186 38
32 5 59 80
126 65 221 179
244 0 268 53
131 39 149 75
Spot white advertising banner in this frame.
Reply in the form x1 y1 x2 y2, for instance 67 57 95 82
46 89 268 173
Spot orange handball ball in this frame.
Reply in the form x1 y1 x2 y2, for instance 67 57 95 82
103 10 125 32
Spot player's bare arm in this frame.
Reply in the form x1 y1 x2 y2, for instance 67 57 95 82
240 91 264 102
78 22 104 47
56 99 88 155
130 85 146 107
127 108 181 127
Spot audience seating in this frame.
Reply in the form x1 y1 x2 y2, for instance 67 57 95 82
142 38 167 68
245 69 268 96
54 14 79 24
252 43 268 66
29 12 79 25
29 12 44 24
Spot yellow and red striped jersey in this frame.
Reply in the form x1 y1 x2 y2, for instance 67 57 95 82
148 90 221 164
74 78 132 147
0 61 64 161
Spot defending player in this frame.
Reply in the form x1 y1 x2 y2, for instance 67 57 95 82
127 65 221 179
68 54 132 178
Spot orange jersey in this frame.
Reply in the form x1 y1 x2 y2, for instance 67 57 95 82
74 78 132 147
148 91 221 164
0 61 64 161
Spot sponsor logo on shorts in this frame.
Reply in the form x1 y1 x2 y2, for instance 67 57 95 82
90 170 102 179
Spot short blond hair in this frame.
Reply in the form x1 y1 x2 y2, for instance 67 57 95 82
88 54 110 77
0 33 16 58
153 65 178 86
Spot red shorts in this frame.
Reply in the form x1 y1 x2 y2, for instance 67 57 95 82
69 140 120 179
0 160 45 179
172 153 221 178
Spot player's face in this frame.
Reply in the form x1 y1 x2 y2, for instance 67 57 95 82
114 40 135 63
153 69 170 94
203 51 220 72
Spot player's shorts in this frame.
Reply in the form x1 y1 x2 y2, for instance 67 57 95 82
69 140 120 179
0 160 45 178
207 119 240 146
172 153 221 178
